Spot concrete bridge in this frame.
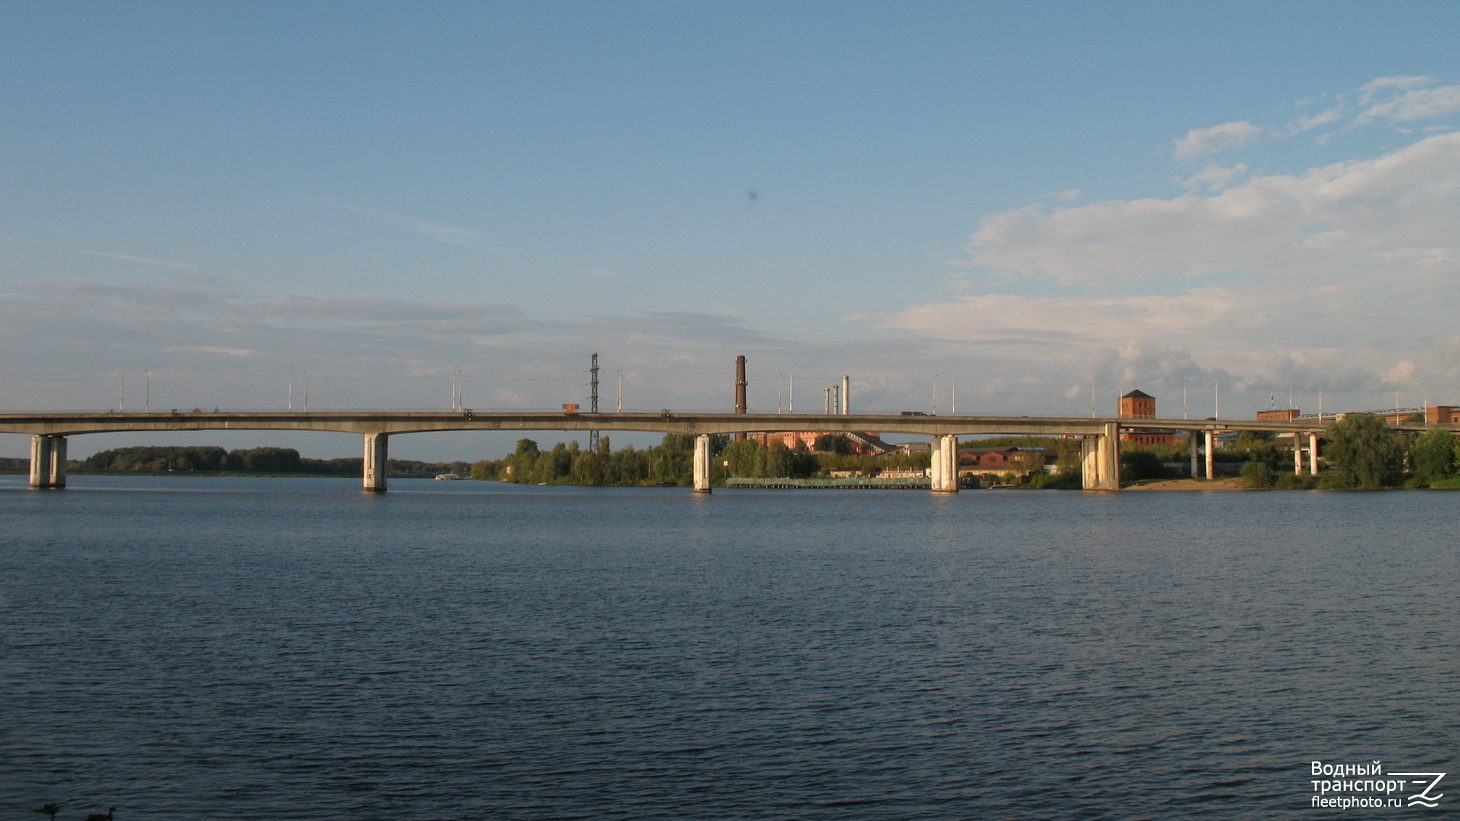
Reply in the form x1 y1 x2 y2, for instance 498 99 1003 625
0 409 1351 493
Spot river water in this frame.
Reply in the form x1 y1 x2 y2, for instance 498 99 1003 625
1 476 1456 819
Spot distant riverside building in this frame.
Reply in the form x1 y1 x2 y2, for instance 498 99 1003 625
1257 408 1301 422
955 447 1057 478
1428 406 1460 424
749 431 896 456
1118 389 1173 446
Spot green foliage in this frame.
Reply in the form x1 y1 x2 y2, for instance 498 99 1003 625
1409 427 1458 485
1273 472 1317 490
1120 448 1169 481
1240 460 1278 489
1021 470 1080 489
1227 431 1282 465
813 433 854 455
84 445 231 472
1323 414 1404 488
964 435 1080 453
1316 469 1360 490
75 445 469 476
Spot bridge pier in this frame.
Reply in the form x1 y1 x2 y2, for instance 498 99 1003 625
1080 423 1121 490
930 434 958 492
1190 433 1199 479
29 434 67 489
1204 430 1215 480
363 432 388 492
1309 432 1320 474
693 434 712 493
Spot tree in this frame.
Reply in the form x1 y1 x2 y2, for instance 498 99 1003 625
1323 414 1403 489
813 433 853 455
1410 427 1457 485
1241 460 1278 489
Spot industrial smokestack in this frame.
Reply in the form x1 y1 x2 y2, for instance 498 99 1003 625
735 355 747 442
842 375 850 415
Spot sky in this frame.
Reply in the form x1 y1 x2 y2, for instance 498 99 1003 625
4 1 1460 461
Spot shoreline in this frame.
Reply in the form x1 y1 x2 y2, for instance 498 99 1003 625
1124 477 1243 490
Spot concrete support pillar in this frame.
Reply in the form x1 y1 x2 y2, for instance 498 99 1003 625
363 432 388 492
1079 426 1120 490
1309 433 1320 474
29 434 66 489
930 434 959 493
48 435 67 488
1204 430 1216 480
1190 433 1199 479
693 434 712 493
1294 436 1304 475
1101 422 1120 490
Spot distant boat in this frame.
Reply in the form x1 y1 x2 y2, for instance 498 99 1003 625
434 473 464 480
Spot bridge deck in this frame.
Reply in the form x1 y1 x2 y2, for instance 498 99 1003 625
0 410 1383 438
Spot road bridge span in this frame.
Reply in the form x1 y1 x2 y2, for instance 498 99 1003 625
0 409 1374 493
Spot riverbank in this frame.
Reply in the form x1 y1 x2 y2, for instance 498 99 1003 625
1125 477 1243 490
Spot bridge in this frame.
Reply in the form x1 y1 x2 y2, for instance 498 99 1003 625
1 408 1375 493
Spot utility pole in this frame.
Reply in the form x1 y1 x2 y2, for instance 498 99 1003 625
589 353 600 452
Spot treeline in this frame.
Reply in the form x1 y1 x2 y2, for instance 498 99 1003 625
473 435 936 487
79 445 469 478
1239 414 1460 490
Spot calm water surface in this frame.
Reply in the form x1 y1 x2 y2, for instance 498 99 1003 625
2 476 1457 819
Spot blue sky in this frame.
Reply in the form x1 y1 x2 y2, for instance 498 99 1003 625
4 2 1460 460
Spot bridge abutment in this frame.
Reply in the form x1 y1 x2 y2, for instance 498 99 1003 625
364 432 388 492
29 434 67 489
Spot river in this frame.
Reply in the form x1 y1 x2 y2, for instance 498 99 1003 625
2 476 1456 818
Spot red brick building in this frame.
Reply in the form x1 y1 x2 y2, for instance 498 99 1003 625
956 447 1057 477
1428 406 1460 424
1119 389 1174 446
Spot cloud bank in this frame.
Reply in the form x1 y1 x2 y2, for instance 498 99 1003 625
877 78 1460 416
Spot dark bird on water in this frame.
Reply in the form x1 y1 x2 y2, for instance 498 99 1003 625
33 803 66 820
85 809 116 821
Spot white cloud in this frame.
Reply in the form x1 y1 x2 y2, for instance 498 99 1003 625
1363 84 1460 122
1173 121 1263 161
1359 75 1435 100
876 130 1460 414
1178 163 1247 192
301 196 488 245
76 250 198 270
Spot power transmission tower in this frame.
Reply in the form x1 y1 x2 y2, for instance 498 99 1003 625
589 353 600 452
